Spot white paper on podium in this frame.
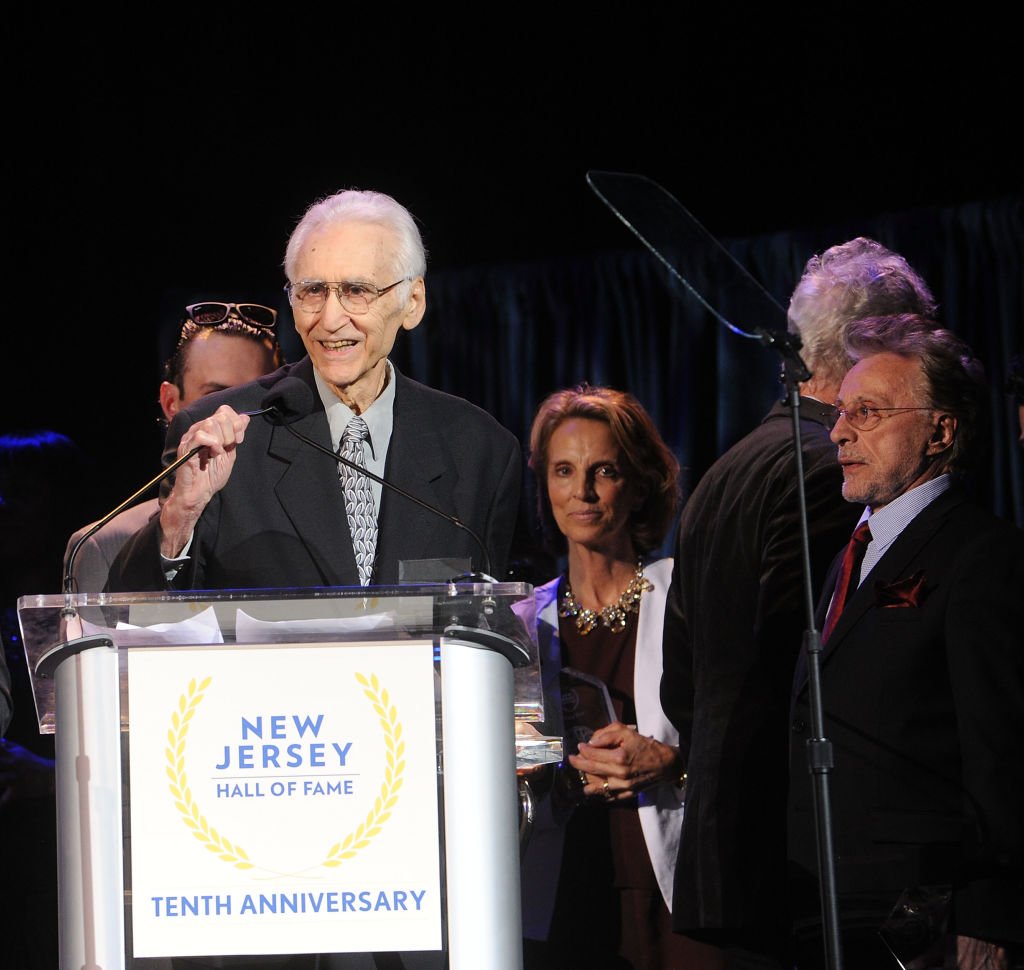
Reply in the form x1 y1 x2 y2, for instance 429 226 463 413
234 609 395 642
81 605 225 645
127 639 442 958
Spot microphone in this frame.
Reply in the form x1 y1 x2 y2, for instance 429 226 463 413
261 377 493 579
258 376 316 425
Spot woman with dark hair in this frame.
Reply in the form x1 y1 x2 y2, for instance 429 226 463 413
520 385 718 969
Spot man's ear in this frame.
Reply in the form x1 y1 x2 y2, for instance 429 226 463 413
926 412 957 457
159 381 182 422
400 277 426 332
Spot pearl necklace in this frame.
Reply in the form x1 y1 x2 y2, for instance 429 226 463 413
558 561 652 635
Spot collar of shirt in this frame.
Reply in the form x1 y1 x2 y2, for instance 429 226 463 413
856 474 951 585
313 361 397 515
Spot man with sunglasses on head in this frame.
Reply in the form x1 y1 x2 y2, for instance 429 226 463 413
109 188 522 594
65 303 283 592
787 314 1024 970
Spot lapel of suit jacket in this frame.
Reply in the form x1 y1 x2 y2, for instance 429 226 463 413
633 558 675 745
817 487 964 670
265 358 360 586
535 575 563 707
793 488 964 698
374 370 455 580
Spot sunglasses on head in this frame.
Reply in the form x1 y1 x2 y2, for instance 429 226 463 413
184 302 278 333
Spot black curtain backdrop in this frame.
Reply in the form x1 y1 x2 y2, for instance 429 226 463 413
380 193 1023 554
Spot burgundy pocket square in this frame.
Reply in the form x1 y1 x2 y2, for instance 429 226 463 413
875 571 927 608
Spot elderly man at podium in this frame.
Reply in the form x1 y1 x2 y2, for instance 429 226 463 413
109 188 522 594
95 191 524 970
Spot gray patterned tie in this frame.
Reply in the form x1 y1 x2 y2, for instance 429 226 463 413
338 416 377 586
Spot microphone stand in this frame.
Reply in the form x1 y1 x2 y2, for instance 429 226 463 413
586 171 844 970
62 444 203 609
760 329 844 970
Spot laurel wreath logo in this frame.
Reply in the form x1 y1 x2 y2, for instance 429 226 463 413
165 677 253 869
322 673 406 867
164 672 406 874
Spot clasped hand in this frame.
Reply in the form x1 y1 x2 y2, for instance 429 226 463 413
568 721 677 802
159 406 251 557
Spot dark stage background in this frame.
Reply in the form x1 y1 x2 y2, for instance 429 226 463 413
5 11 1022 593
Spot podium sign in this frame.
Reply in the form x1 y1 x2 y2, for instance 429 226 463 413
128 640 441 957
18 582 545 969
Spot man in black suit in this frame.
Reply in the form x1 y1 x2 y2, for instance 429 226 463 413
661 238 938 969
111 188 521 592
788 315 1024 970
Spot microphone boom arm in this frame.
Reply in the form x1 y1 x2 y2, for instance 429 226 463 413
63 443 203 599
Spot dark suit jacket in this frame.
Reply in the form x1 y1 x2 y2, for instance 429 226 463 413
64 498 160 592
661 397 860 956
788 488 1024 947
109 358 522 591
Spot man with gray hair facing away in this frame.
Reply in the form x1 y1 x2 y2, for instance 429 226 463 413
111 188 522 592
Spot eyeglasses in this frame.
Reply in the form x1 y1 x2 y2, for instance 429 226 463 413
185 302 278 333
827 404 934 431
284 279 409 315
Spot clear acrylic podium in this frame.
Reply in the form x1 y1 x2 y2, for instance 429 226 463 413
18 582 558 970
